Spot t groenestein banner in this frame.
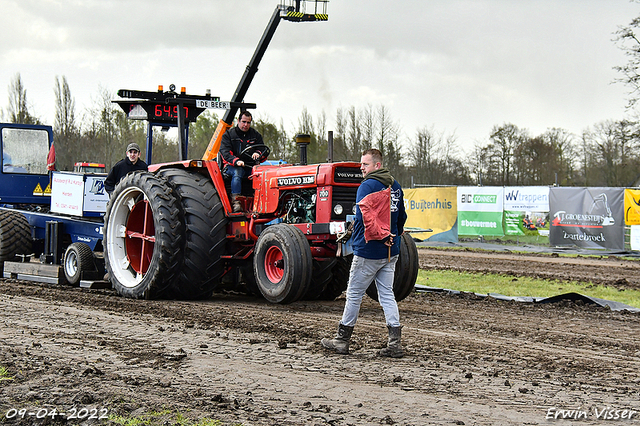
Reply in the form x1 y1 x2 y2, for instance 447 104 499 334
549 187 625 250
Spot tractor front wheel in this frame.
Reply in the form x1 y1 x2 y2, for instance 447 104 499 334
254 224 312 304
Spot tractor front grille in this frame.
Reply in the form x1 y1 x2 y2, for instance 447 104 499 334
331 186 358 221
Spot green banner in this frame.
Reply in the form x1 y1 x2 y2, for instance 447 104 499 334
504 210 525 235
458 211 504 236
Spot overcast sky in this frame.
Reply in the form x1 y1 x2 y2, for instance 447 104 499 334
0 0 638 154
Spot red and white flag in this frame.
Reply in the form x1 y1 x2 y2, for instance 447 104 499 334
46 144 56 171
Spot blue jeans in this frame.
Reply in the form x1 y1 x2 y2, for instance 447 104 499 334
340 254 400 328
226 165 247 195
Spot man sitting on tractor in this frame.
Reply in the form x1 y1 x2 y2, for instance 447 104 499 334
219 111 270 212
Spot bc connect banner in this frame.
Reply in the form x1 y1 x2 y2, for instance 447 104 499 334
503 186 550 235
549 187 625 250
403 187 457 242
624 189 640 225
457 186 504 236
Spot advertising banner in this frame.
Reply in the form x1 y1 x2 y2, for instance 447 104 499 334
404 187 457 242
624 188 640 225
83 175 109 215
631 225 640 251
51 173 85 216
503 186 550 236
549 187 625 249
457 186 504 236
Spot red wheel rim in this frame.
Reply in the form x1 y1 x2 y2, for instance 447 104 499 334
264 245 284 283
124 199 155 274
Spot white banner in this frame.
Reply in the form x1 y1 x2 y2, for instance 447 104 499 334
631 225 640 251
457 186 503 212
504 186 549 212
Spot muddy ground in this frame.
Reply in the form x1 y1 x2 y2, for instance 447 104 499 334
1 247 639 425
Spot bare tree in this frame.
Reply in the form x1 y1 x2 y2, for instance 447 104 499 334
5 73 39 124
346 106 362 160
54 76 76 136
51 76 78 170
376 105 401 162
332 107 349 161
408 126 467 186
189 110 219 159
542 127 577 186
488 123 527 185
580 119 640 186
360 104 376 151
84 86 146 167
614 3 640 112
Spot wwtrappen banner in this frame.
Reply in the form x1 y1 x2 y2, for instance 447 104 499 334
624 189 640 225
457 186 504 236
549 187 625 250
503 186 550 236
404 187 457 242
503 186 549 211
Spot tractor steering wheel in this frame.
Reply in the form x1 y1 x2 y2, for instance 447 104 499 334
239 144 270 166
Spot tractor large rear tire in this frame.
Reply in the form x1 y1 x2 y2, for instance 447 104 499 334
366 233 419 302
304 258 337 300
0 210 32 272
158 169 228 300
254 224 312 304
104 172 184 299
317 255 352 300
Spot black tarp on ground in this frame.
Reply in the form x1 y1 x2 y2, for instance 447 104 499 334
415 285 640 313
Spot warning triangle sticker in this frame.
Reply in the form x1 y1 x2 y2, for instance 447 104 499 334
44 183 52 196
33 183 44 196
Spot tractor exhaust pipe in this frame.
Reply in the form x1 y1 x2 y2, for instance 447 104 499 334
296 133 311 165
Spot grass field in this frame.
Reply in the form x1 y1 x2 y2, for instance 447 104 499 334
416 269 640 309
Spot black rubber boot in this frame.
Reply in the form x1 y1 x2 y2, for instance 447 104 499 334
379 325 404 358
321 323 354 354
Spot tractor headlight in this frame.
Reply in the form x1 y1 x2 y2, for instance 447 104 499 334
333 204 343 215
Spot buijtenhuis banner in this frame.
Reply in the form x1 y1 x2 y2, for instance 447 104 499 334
457 186 504 236
404 187 457 242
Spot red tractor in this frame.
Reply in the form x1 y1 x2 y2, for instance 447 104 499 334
103 135 419 304
104 1 419 304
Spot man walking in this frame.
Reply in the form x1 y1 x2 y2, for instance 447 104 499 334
321 148 407 357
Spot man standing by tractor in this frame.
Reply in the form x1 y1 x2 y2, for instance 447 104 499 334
321 148 407 358
219 111 268 212
104 142 148 196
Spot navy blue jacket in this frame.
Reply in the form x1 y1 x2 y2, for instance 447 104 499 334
352 177 407 259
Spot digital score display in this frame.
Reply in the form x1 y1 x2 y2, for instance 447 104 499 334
116 101 205 125
148 103 192 123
